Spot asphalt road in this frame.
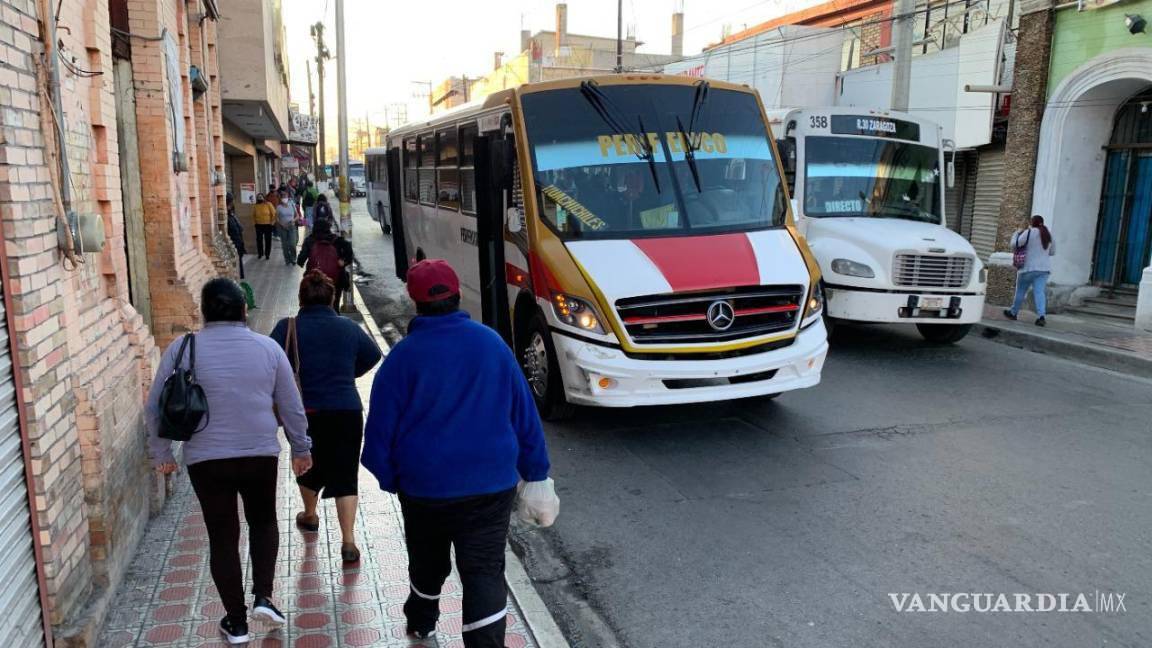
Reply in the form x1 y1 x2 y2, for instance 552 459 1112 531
348 200 1152 648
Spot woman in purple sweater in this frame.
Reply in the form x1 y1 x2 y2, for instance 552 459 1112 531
146 279 313 645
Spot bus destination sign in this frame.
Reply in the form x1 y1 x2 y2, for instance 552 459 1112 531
831 115 920 141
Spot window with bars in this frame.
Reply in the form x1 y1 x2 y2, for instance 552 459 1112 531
418 135 436 205
403 138 418 201
460 123 478 214
437 128 460 210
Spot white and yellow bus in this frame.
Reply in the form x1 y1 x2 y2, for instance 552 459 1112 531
381 75 828 418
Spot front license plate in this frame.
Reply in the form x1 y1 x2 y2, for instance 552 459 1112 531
920 297 944 310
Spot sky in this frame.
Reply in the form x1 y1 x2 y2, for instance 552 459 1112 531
282 0 821 151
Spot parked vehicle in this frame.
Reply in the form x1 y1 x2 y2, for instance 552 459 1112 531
768 107 986 343
380 75 828 418
348 161 365 197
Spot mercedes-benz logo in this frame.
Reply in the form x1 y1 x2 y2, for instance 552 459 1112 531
706 300 735 331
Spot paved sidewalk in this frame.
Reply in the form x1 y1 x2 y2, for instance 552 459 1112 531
978 305 1152 379
96 257 542 647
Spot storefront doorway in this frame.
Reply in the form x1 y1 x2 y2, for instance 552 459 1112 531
1092 88 1152 288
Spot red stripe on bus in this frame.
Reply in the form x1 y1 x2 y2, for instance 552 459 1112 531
735 304 799 316
623 313 707 325
631 234 759 293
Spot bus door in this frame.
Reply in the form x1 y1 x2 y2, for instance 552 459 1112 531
386 147 408 281
473 131 513 343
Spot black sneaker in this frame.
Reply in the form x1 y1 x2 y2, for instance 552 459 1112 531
1002 309 1017 320
219 615 251 645
407 627 437 640
1035 317 1046 327
251 597 286 626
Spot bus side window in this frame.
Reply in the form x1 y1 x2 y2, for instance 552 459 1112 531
460 123 478 213
403 139 418 201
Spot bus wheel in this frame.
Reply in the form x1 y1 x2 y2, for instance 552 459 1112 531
916 323 972 344
519 314 574 421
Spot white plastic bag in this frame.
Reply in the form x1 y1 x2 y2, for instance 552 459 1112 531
516 478 560 528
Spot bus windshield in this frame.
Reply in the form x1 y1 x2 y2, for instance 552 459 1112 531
803 136 942 224
521 84 787 240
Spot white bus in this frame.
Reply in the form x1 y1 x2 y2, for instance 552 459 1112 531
381 75 829 418
364 147 391 234
768 107 986 343
348 161 366 197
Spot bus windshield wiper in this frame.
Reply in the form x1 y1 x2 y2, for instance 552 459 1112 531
677 81 710 193
579 80 661 192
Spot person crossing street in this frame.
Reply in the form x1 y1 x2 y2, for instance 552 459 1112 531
361 259 558 648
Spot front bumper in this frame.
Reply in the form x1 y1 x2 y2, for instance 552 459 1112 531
825 286 985 324
552 321 828 408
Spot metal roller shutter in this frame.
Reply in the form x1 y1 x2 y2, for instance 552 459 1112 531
0 281 45 647
944 151 977 235
970 146 1006 262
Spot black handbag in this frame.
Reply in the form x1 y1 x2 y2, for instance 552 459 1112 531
158 334 209 441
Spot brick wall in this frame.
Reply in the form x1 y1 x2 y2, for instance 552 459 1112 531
0 0 227 644
127 0 218 347
0 0 159 641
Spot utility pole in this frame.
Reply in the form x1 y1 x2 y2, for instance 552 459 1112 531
310 22 330 178
411 80 433 115
335 0 351 242
890 0 915 111
615 0 623 73
306 59 316 176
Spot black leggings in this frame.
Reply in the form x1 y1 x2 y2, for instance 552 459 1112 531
254 224 275 259
187 456 279 619
400 488 516 648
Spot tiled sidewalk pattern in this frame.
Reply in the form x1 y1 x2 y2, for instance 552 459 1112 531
97 257 538 647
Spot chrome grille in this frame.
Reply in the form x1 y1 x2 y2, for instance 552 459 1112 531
615 285 805 345
893 254 973 288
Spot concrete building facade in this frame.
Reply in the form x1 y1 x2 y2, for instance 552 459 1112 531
217 0 291 253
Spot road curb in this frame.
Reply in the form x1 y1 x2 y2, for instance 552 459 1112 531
350 284 571 648
977 321 1152 380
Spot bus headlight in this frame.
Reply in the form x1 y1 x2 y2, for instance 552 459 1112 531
831 258 875 278
801 283 824 329
552 293 605 334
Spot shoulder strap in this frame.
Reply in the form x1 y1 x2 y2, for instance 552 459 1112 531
172 334 193 374
286 317 301 376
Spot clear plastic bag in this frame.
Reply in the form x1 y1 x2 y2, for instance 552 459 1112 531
516 478 560 528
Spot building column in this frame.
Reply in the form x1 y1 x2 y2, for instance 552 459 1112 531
127 0 218 346
987 0 1055 305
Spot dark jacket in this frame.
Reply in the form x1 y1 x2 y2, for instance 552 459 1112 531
226 212 246 255
361 311 550 499
297 232 354 279
270 306 382 411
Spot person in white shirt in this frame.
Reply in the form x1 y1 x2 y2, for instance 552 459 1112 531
1004 215 1056 326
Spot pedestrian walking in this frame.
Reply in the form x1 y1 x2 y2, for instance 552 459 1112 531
313 193 335 232
276 190 301 265
146 278 313 645
302 180 320 232
252 193 277 260
362 259 558 648
271 270 382 562
1004 215 1056 327
297 218 354 311
225 193 246 278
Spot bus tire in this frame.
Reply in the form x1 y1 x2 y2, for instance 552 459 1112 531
916 323 971 344
518 313 574 421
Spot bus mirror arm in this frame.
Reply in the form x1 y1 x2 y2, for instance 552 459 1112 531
506 207 523 234
943 138 956 189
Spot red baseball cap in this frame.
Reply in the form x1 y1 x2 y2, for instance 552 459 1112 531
407 259 460 303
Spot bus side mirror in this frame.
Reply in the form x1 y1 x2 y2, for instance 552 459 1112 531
506 207 523 234
943 138 956 189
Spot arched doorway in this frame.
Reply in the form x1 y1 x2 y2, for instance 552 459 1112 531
1092 87 1152 288
1031 48 1152 295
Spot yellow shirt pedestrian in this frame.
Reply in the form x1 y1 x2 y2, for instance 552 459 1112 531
252 201 277 226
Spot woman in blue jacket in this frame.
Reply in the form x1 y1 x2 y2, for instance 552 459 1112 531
271 270 382 562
